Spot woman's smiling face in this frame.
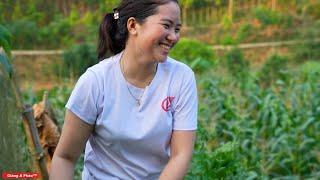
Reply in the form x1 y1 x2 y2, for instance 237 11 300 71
133 1 181 63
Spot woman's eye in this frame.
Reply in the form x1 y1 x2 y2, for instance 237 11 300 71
175 28 181 33
163 24 170 29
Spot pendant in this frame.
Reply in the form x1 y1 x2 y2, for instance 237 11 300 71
137 100 140 106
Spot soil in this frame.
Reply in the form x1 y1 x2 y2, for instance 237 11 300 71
13 46 290 92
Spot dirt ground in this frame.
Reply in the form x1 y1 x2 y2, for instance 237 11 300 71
12 46 290 92
12 54 69 92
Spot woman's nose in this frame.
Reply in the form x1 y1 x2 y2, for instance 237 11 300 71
166 30 179 43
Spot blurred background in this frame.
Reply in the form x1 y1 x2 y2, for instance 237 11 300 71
1 0 320 179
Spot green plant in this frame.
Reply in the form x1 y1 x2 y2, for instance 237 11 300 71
187 142 248 179
0 25 12 57
304 2 320 19
258 54 289 87
170 38 215 73
191 57 320 178
221 34 237 45
224 48 250 81
253 7 281 26
292 20 320 62
236 23 254 43
39 14 73 49
221 14 233 30
0 25 31 172
59 43 98 78
5 20 40 49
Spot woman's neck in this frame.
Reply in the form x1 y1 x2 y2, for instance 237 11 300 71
121 49 158 88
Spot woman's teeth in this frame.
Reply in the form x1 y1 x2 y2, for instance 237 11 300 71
160 44 170 50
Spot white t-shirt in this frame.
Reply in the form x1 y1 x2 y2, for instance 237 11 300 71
66 52 198 180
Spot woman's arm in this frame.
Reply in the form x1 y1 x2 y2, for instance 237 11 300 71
50 110 94 180
159 130 196 180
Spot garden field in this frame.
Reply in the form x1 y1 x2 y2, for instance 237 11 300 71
1 0 320 179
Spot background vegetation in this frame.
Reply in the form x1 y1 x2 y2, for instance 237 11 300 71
0 25 31 174
1 0 320 179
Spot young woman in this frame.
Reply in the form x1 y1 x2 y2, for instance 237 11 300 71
50 0 198 179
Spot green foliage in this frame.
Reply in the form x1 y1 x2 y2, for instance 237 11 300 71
60 43 98 78
304 2 320 19
0 27 31 172
187 142 248 179
299 61 320 75
292 20 320 62
0 65 32 172
0 25 13 57
224 48 250 81
39 14 73 48
221 14 233 30
192 57 320 178
221 34 237 45
5 20 40 49
252 7 294 28
258 54 289 87
236 23 254 43
0 25 13 78
0 54 13 78
170 38 215 73
253 7 282 26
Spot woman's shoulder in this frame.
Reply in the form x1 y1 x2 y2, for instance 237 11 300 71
165 56 194 75
87 54 118 75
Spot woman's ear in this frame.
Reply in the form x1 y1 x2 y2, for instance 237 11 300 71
127 17 138 35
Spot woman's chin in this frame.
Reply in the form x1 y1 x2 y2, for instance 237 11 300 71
157 55 168 63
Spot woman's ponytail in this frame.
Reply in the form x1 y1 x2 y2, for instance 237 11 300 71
98 13 120 60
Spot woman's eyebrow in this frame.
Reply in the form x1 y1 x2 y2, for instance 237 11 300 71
160 18 182 27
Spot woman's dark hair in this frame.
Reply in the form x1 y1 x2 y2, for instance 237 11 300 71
98 0 179 60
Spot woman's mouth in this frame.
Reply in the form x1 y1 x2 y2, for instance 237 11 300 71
160 43 171 52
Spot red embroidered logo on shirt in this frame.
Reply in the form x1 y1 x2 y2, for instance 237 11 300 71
161 96 175 112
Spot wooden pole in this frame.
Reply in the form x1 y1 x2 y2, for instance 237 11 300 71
8 62 49 179
22 105 49 180
182 7 187 27
228 0 233 22
272 0 277 11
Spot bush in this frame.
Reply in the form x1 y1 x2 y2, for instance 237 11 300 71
224 48 250 80
59 43 98 78
187 141 248 179
0 27 31 171
221 14 233 30
221 34 238 45
305 3 320 19
253 7 281 26
5 20 40 49
39 14 73 49
292 20 320 62
236 23 254 43
299 61 320 75
0 25 13 57
170 38 215 73
193 61 320 178
258 54 289 87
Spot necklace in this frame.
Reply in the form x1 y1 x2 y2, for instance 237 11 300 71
120 58 157 106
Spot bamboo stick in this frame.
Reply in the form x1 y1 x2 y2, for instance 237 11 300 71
7 55 49 179
228 0 233 22
22 105 49 180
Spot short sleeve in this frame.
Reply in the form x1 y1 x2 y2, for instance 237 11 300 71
65 70 101 125
173 70 198 130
